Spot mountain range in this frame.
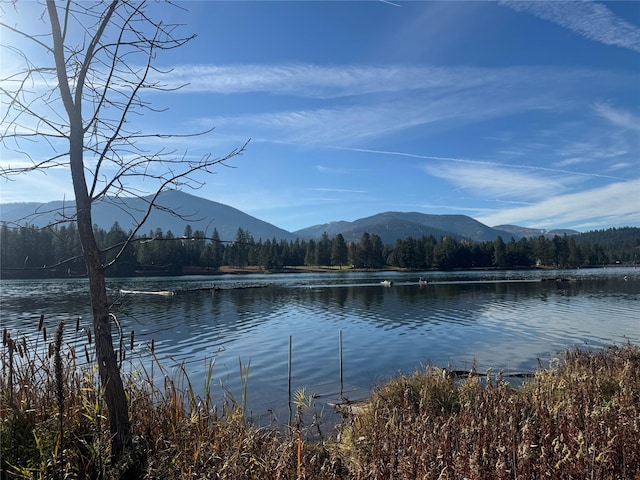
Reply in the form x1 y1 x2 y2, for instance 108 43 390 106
295 212 519 244
0 190 578 243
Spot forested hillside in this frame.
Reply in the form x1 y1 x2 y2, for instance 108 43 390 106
1 223 637 278
0 190 296 242
0 223 640 278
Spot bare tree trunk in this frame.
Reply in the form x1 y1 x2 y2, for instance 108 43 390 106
5 1 245 460
48 1 131 457
70 131 132 456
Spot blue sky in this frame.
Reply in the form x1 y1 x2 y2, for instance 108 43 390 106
1 1 639 233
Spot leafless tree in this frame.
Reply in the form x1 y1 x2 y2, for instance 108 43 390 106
0 0 245 459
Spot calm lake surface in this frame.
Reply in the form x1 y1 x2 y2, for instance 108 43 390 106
2 268 638 426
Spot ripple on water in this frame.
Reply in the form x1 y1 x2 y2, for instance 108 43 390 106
2 269 638 423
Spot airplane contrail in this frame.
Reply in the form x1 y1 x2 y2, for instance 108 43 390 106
331 146 627 181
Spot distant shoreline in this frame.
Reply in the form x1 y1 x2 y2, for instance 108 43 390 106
1 263 635 280
183 263 638 276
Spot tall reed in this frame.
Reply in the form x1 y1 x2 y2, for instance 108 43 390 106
53 320 65 478
1 317 638 480
338 343 640 479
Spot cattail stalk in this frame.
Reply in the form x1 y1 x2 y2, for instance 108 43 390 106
7 337 15 404
54 320 65 476
339 329 343 398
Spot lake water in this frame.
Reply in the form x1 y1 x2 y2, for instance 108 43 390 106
1 268 638 428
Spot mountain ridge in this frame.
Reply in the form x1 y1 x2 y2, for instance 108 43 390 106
494 224 582 239
0 190 297 242
0 191 580 243
293 211 532 244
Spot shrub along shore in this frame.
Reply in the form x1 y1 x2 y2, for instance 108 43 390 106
1 322 638 479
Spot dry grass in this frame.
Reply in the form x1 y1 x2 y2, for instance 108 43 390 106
2 320 639 479
338 344 640 480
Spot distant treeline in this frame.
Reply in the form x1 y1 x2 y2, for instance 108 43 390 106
0 222 638 278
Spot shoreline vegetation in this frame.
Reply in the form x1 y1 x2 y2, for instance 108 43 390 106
1 224 637 279
1 320 638 479
213 263 636 275
3 263 638 281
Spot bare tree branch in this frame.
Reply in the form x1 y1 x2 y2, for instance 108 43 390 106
1 0 247 461
105 139 248 268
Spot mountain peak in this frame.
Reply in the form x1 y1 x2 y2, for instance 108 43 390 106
1 191 577 244
295 211 517 243
0 190 296 242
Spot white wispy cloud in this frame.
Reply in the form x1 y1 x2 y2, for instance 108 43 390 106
311 187 367 194
162 63 481 97
609 162 632 171
593 103 640 132
476 180 640 228
557 141 628 161
157 63 627 99
172 61 636 155
379 0 402 7
315 165 351 175
6 59 636 158
336 147 626 181
203 88 558 147
422 163 578 201
555 157 588 168
501 0 640 53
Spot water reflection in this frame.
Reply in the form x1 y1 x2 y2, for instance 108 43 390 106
1 268 638 425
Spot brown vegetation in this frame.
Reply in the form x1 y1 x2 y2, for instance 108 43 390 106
2 321 638 479
338 345 640 479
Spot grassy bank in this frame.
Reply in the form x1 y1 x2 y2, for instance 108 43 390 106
1 323 638 479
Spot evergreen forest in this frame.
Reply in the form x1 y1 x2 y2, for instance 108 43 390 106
1 222 638 278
